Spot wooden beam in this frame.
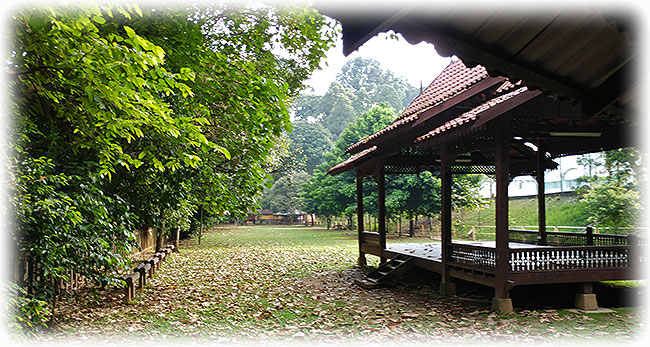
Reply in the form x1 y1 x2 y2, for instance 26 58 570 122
377 165 387 263
356 175 366 266
583 58 636 119
337 10 410 56
470 90 543 129
440 146 454 288
494 118 511 299
537 141 547 246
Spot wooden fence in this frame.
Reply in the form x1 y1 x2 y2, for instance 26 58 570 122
14 228 167 298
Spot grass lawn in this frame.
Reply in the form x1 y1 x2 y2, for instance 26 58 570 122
33 224 643 343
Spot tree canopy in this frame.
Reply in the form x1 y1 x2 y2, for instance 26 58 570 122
287 120 334 174
9 3 335 330
577 148 643 229
292 57 418 138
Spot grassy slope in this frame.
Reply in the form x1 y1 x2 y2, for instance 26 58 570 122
461 194 589 228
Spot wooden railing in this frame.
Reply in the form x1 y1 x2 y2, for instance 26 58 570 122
361 231 381 247
447 242 640 275
449 243 496 273
509 229 634 246
510 246 630 272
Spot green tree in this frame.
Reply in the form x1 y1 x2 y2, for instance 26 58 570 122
288 120 334 174
302 105 395 226
581 182 640 229
264 171 311 213
108 4 336 244
577 147 643 230
9 3 335 330
9 4 177 328
386 173 442 236
294 57 418 139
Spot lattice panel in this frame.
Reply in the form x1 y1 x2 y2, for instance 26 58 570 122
385 165 438 175
449 244 496 271
451 165 496 174
509 230 631 246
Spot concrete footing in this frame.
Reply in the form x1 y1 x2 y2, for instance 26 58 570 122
439 282 456 296
575 293 599 311
492 298 513 314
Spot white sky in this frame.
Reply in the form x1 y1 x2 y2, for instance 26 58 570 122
303 31 452 95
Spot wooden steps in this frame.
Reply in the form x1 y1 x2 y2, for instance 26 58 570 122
354 254 414 289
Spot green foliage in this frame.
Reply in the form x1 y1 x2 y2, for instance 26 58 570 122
386 172 442 220
602 148 641 185
575 148 642 229
293 57 418 138
6 283 52 336
12 5 209 179
263 171 311 213
334 104 396 154
301 105 396 222
9 3 335 330
581 182 640 229
287 120 333 174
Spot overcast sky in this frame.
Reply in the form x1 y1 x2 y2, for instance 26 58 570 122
303 31 452 95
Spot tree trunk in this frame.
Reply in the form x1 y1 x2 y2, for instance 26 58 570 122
398 216 402 237
367 213 371 231
156 219 165 253
174 227 180 252
199 204 204 246
409 218 414 237
327 217 331 230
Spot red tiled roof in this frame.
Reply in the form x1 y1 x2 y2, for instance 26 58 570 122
415 86 529 143
397 60 488 121
346 60 488 153
327 146 377 175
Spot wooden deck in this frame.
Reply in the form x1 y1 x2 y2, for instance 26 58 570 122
362 235 643 290
387 240 552 261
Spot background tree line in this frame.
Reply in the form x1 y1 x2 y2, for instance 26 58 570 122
262 57 484 233
263 57 642 235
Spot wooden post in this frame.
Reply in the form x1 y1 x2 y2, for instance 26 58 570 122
537 140 547 246
585 226 594 246
377 166 387 263
493 119 513 313
440 147 455 295
356 174 366 266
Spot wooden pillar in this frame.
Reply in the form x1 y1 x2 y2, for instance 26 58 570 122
377 166 387 263
493 120 513 312
356 174 366 266
440 147 456 295
537 140 547 246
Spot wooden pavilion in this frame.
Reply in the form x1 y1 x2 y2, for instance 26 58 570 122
322 7 642 312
